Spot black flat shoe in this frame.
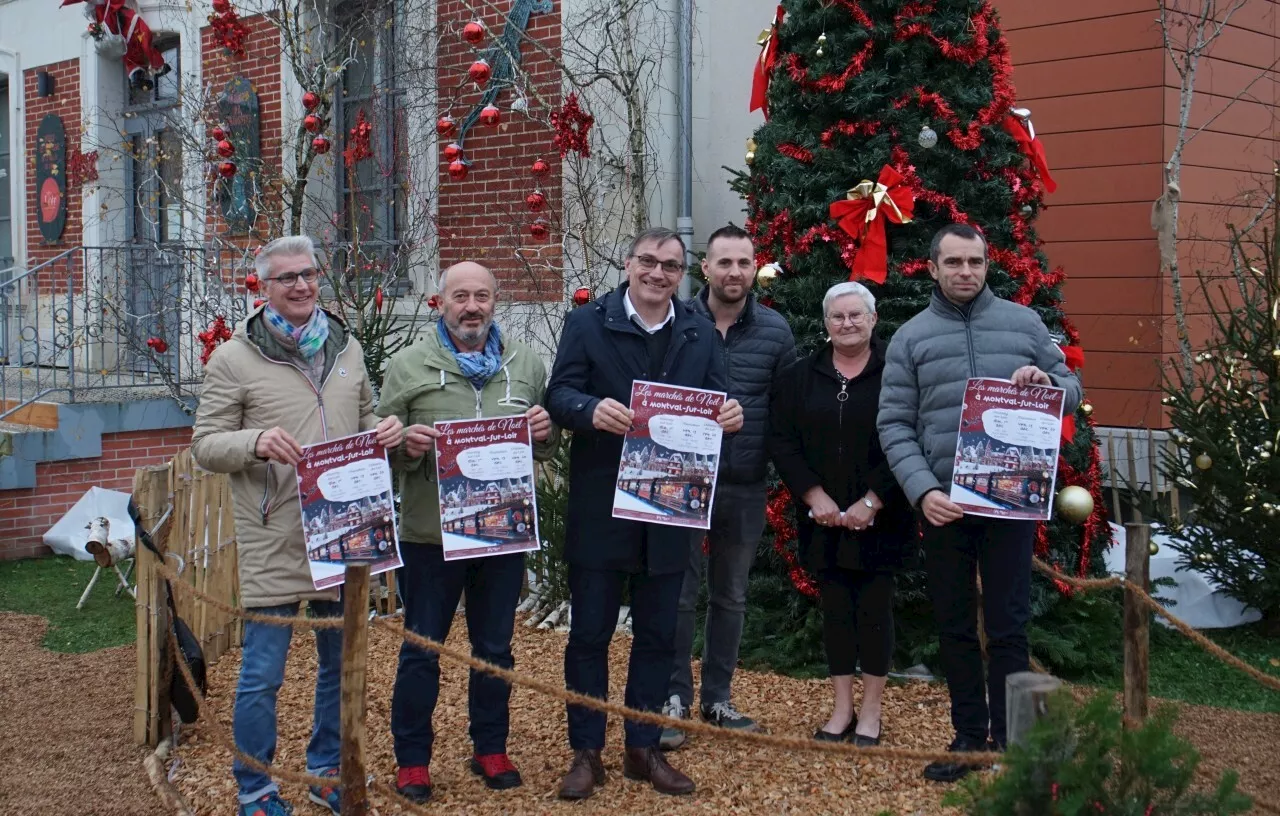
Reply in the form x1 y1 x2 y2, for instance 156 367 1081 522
922 736 989 783
850 719 882 747
813 722 856 742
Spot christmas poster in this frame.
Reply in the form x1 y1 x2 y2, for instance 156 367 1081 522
434 415 541 561
949 378 1066 521
297 430 402 590
612 380 725 529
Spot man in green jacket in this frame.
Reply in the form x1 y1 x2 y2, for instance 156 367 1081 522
376 261 559 804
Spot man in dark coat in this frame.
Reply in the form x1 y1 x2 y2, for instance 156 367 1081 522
546 227 744 800
662 225 795 749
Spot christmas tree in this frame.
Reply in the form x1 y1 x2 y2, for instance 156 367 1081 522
734 0 1114 672
1159 170 1280 632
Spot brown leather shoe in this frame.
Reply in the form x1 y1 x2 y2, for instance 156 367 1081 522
623 746 695 796
558 749 606 800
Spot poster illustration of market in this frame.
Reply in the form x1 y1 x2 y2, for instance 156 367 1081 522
434 415 540 561
612 380 725 529
297 430 402 589
949 378 1066 521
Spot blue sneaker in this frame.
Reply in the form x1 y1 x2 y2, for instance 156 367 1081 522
309 767 341 814
238 793 293 816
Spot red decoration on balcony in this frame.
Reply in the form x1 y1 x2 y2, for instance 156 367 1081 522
530 220 549 241
311 136 331 154
531 158 550 177
374 287 384 311
146 337 168 354
216 139 235 158
468 58 491 85
303 114 322 133
550 92 594 158
210 126 226 142
525 190 547 211
448 159 469 181
443 142 463 162
479 104 501 127
463 20 486 43
211 0 230 13
244 273 260 292
302 91 320 111
67 148 99 188
343 109 373 167
572 287 591 306
436 115 456 136
197 315 235 366
207 0 249 58
218 161 237 178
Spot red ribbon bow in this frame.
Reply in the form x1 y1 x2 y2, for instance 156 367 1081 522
829 165 915 284
1003 110 1057 194
1058 344 1085 443
750 5 784 119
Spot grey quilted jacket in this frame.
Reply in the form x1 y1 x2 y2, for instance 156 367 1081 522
687 289 796 485
877 286 1083 507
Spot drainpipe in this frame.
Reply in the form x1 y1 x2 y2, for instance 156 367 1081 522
676 0 694 299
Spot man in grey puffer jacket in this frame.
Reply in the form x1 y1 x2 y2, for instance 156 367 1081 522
878 223 1081 783
662 225 796 748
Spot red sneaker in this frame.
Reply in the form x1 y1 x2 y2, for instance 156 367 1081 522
396 765 432 804
470 753 523 790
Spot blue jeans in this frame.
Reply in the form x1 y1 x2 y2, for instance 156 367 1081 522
232 600 343 804
391 543 525 767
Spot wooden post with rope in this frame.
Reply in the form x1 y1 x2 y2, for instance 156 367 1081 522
133 465 172 747
340 563 372 816
1123 521 1152 727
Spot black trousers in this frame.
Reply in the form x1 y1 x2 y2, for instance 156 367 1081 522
819 568 895 677
921 515 1034 746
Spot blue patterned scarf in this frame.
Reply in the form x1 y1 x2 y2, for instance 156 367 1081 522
263 304 330 359
438 318 503 389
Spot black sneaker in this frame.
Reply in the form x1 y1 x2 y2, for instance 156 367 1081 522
701 700 761 732
923 735 990 783
659 695 690 750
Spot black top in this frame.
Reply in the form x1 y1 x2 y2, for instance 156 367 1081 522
768 337 914 573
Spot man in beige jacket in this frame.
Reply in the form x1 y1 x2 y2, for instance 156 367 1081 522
191 235 403 816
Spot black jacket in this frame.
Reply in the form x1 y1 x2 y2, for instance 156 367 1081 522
768 338 914 573
686 289 796 485
546 284 727 575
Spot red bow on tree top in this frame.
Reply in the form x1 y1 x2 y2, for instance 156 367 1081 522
1058 344 1085 443
1003 107 1057 194
829 164 915 284
750 5 784 119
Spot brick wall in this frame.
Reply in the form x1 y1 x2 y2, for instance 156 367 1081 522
24 60 81 270
436 0 563 301
201 14 283 248
0 428 191 560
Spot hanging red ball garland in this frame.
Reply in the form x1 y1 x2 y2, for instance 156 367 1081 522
210 126 226 142
302 91 321 111
468 58 491 85
530 220 550 241
218 161 237 178
216 139 235 158
531 158 550 177
479 104 501 127
572 286 591 306
525 190 547 212
462 20 486 44
303 114 323 133
244 272 260 292
146 336 168 354
311 136 331 155
437 115 456 136
443 142 463 162
427 294 441 310
448 159 469 181
550 92 594 158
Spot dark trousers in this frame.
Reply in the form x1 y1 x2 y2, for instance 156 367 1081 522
820 568 895 677
390 543 525 766
921 515 1034 746
565 564 684 749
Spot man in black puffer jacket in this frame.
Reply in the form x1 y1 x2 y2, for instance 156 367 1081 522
662 225 796 748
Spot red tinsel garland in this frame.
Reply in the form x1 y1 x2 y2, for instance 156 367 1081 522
777 143 815 163
765 485 821 600
197 315 234 366
343 109 374 167
208 2 250 58
821 120 881 147
551 92 594 158
894 3 994 67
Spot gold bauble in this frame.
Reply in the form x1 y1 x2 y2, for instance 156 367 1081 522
756 263 780 288
1196 552 1213 564
1080 401 1094 417
1055 485 1094 525
1272 347 1280 359
1195 452 1213 470
745 150 755 166
1148 541 1159 556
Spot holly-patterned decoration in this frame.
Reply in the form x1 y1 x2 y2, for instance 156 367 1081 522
448 160 469 181
479 104 501 127
572 286 591 306
531 157 550 177
462 20 486 43
468 58 491 85
525 190 547 211
302 91 321 111
311 136 331 155
197 315 234 366
550 92 593 158
437 115 456 136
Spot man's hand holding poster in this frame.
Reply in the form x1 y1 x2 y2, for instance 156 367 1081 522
434 415 541 561
949 378 1065 521
612 380 725 530
297 430 402 589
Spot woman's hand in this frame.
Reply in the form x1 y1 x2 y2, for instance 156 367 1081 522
844 491 881 531
803 486 843 527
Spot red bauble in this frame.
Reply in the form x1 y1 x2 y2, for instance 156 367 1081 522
302 91 320 111
448 159 469 181
147 337 168 353
442 142 463 162
216 139 235 158
210 126 226 142
479 104 501 127
303 114 322 133
218 161 237 178
462 20 485 43
374 287 384 310
531 158 550 177
244 272 260 292
572 287 591 306
525 190 547 212
427 294 441 310
436 115 456 136
530 220 549 241
211 0 230 13
311 136 331 154
253 298 265 308
468 58 491 85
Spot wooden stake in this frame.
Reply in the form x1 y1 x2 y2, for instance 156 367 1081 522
1005 671 1063 748
340 564 371 816
1123 521 1152 727
132 464 172 747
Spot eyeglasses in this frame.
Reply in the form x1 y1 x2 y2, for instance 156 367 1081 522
631 254 685 275
826 311 869 325
268 268 320 287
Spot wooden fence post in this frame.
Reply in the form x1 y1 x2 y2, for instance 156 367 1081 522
1006 671 1063 748
1123 521 1152 727
132 464 172 747
340 564 372 816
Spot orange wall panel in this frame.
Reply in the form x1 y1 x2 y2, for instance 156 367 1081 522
996 0 1157 30
1014 51 1165 99
1039 126 1163 170
1166 128 1279 174
1028 89 1164 131
1040 240 1160 280
1036 201 1155 242
1061 277 1162 315
1049 164 1163 206
1005 12 1161 63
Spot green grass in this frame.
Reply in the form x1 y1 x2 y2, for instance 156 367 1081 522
0 556 137 652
